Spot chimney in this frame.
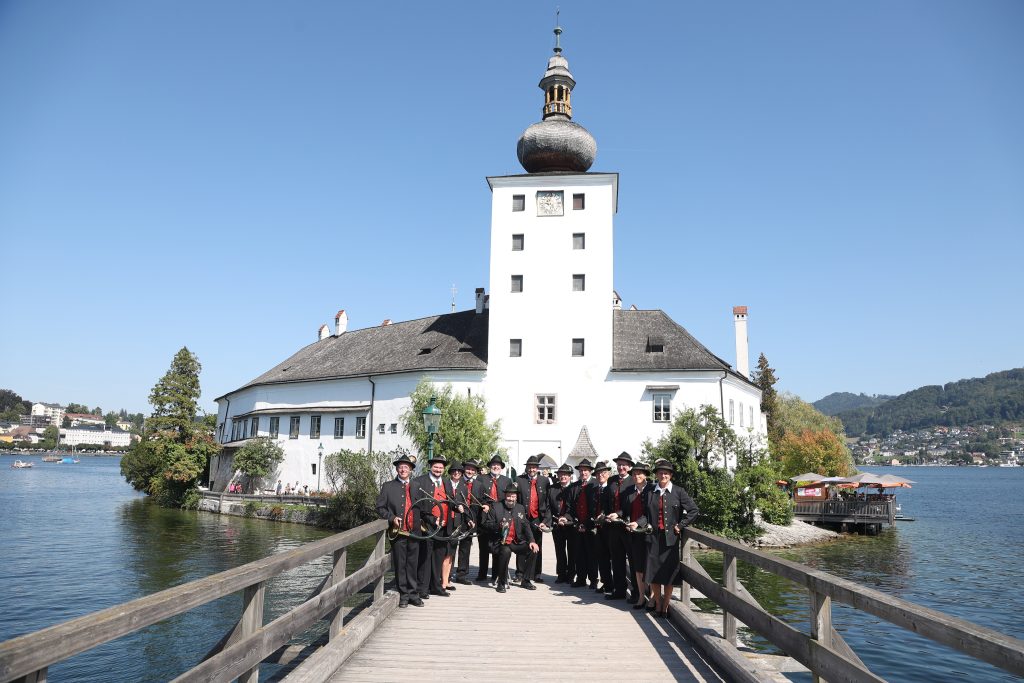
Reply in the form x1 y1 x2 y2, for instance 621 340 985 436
484 294 489 310
733 306 749 378
612 290 622 310
318 324 330 341
381 319 392 326
475 287 485 314
334 310 348 336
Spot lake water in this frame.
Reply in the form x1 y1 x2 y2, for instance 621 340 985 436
0 454 366 682
2 456 1021 681
696 465 1024 682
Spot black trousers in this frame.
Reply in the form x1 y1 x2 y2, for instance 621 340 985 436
595 526 612 587
516 520 544 579
493 542 536 587
417 536 446 594
390 535 420 601
477 530 496 580
552 526 573 580
606 524 629 595
573 529 598 584
455 533 474 578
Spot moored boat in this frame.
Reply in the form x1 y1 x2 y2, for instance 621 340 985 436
11 459 33 469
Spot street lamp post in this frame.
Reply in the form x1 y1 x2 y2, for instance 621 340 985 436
317 442 324 494
421 395 442 462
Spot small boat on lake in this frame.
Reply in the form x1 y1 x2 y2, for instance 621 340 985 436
42 454 61 462
11 460 33 469
60 457 80 464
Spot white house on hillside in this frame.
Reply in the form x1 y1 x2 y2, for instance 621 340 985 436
211 29 766 492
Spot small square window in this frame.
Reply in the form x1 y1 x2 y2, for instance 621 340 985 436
573 193 585 210
510 339 522 357
512 234 524 251
572 338 585 357
573 233 585 250
355 417 366 439
390 423 398 434
511 275 523 293
512 194 525 212
572 274 585 292
378 423 385 434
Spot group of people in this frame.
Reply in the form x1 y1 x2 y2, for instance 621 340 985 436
375 450 699 618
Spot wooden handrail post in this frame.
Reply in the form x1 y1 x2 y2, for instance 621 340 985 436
373 530 386 602
723 551 737 646
811 590 832 683
329 548 347 640
680 537 693 606
238 581 266 683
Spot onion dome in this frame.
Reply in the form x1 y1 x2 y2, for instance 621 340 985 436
517 24 596 174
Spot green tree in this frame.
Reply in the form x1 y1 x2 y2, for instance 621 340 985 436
232 437 285 493
319 448 396 529
401 379 502 462
776 392 847 439
0 389 30 422
120 347 216 507
104 412 118 429
775 429 853 478
42 425 59 449
751 354 781 444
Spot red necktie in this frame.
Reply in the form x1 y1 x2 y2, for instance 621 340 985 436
465 480 473 505
490 476 498 502
529 479 539 518
402 482 412 531
505 512 516 544
613 480 621 510
631 492 642 522
658 491 666 530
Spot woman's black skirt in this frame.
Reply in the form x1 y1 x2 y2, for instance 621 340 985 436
645 532 680 585
627 533 648 576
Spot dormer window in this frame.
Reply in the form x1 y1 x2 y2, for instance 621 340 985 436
646 335 665 353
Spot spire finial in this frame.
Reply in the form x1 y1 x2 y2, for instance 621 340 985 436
553 9 562 54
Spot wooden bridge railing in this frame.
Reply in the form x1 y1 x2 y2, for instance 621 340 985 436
0 519 390 683
793 499 895 525
680 527 1024 683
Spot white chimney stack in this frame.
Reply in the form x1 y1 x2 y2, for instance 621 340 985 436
318 324 330 341
381 319 392 326
475 287 485 314
334 310 348 336
733 306 749 378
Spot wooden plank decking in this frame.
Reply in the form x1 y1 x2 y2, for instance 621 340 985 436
330 534 726 682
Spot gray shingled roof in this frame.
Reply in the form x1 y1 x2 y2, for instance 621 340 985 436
221 310 488 398
612 309 747 379
567 425 599 462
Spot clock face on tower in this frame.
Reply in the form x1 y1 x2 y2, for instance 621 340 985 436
536 191 564 216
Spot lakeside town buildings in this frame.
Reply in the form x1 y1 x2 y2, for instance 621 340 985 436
210 30 767 491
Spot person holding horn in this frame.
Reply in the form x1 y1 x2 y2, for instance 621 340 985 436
547 463 575 583
451 459 477 586
442 460 470 591
515 454 551 583
589 460 614 593
646 459 699 618
413 453 456 598
483 483 539 593
473 453 512 585
602 451 635 600
568 458 598 588
621 460 654 609
375 453 423 608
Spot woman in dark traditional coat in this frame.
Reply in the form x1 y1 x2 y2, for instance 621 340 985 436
621 461 654 609
644 459 699 618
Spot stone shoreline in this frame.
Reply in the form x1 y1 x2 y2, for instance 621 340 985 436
749 513 839 548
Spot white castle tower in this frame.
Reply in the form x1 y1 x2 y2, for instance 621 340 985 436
485 24 618 463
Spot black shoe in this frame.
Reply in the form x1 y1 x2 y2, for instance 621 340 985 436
475 576 488 583
420 593 430 599
534 576 545 583
521 581 537 590
409 597 424 607
456 577 472 585
554 577 565 584
496 584 507 593
399 601 409 608
446 585 456 591
430 590 450 597
602 585 613 594
632 601 646 610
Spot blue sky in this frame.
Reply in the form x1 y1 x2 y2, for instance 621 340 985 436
1 1 1021 415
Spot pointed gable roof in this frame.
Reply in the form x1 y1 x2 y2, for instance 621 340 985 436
567 425 599 462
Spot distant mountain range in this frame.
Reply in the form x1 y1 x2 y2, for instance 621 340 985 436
813 392 894 416
818 369 1024 437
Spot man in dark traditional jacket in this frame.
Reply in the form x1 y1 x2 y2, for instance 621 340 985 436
483 483 539 592
375 453 423 608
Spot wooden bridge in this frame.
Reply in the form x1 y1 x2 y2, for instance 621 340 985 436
2 519 1023 683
